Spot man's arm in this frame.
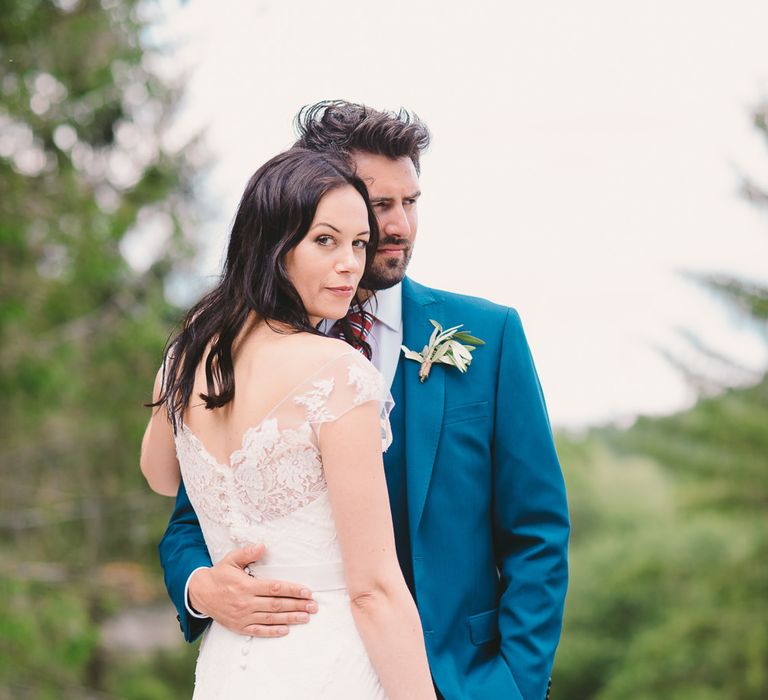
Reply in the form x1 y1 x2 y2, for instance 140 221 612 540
492 308 570 700
159 481 319 643
159 480 214 642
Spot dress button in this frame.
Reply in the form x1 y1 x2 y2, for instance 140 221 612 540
239 636 254 669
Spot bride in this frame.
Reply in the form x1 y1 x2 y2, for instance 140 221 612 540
140 148 434 698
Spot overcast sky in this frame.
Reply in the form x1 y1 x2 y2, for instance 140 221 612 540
152 0 768 428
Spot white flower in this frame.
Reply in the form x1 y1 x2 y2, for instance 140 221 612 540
401 320 485 382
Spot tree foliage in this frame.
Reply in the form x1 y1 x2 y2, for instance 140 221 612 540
554 99 768 699
0 0 199 695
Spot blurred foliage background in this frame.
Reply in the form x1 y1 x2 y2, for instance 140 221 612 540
1 0 198 696
0 1 765 698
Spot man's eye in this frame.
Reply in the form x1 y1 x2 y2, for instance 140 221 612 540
404 199 416 206
373 202 388 209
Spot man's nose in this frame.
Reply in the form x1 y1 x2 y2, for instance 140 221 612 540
382 205 411 238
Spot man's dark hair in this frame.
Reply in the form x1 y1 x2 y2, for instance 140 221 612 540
294 100 431 173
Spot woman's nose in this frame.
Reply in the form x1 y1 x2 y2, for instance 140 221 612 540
335 245 360 273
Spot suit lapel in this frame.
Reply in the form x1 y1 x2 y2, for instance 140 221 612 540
400 278 445 541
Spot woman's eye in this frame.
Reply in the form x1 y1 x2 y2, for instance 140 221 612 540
316 235 334 246
353 239 369 249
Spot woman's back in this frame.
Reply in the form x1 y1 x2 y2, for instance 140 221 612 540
182 326 345 467
177 326 390 567
176 327 391 698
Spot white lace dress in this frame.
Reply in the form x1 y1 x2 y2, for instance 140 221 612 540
175 351 393 699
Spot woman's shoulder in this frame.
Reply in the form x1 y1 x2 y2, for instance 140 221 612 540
307 338 377 382
294 332 351 354
281 332 358 364
245 326 347 357
267 332 372 379
234 332 378 423
282 333 379 384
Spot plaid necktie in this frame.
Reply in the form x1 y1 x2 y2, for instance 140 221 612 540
332 309 374 354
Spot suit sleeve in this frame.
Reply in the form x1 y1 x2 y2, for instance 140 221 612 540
492 308 570 700
158 480 213 642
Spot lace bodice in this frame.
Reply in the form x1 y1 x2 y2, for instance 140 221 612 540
174 350 393 568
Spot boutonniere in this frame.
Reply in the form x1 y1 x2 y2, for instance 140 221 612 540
401 320 485 382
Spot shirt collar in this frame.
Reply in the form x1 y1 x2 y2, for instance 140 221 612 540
364 282 402 332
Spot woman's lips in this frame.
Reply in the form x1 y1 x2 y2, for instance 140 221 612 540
326 286 354 296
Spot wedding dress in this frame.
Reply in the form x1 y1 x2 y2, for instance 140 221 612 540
174 350 392 699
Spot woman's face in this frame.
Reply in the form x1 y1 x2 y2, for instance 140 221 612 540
285 185 371 326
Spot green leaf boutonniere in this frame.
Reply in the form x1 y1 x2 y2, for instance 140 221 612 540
401 320 486 382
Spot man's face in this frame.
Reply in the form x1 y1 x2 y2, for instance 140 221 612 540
350 151 420 291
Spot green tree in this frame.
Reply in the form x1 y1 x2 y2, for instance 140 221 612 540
0 0 199 695
554 100 768 699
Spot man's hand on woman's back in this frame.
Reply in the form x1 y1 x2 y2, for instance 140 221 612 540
188 544 318 637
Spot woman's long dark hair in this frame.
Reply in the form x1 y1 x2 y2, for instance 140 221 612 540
154 147 380 431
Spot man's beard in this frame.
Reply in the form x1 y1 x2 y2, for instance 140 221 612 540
362 244 413 291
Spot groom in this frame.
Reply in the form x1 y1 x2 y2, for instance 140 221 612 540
160 101 569 700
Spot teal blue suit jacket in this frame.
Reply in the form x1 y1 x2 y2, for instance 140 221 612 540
159 277 569 700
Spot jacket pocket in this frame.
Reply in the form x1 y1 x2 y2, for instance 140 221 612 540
467 607 500 645
443 400 489 426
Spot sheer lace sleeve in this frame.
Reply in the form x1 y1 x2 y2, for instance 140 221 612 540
293 351 393 452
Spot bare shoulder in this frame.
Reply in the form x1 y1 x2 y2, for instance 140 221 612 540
297 333 350 354
243 333 363 379
195 331 366 423
282 333 355 361
292 339 384 399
